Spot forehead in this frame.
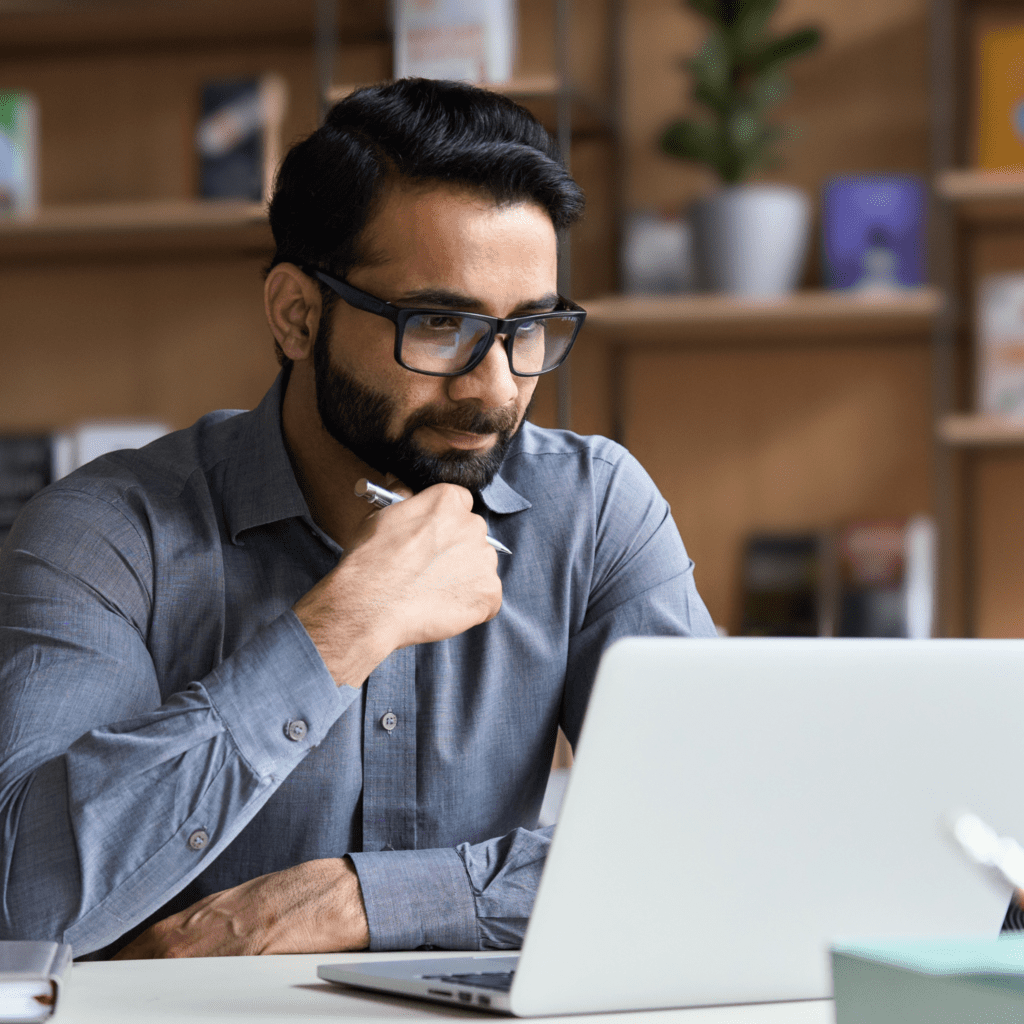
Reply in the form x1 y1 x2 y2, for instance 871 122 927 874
355 182 558 295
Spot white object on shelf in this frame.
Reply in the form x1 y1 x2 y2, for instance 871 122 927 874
621 210 693 293
976 274 1024 417
690 184 810 297
52 421 170 481
393 0 516 84
903 515 937 640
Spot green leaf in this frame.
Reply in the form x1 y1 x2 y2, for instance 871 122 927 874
686 0 726 25
688 30 732 108
750 26 822 74
748 70 788 110
660 118 726 175
729 0 778 61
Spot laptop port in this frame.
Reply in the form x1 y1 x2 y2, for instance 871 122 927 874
458 992 473 1002
427 989 452 998
478 995 492 1006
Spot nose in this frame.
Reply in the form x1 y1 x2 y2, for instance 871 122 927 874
446 333 519 410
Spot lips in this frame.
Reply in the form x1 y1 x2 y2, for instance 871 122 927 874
421 426 496 451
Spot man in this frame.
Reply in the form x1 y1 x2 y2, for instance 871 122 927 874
0 79 715 959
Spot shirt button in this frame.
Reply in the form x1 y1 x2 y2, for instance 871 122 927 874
188 829 209 851
381 711 398 732
285 719 308 742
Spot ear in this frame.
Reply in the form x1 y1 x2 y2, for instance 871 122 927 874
265 263 322 362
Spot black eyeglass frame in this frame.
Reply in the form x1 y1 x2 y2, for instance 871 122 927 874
309 269 587 378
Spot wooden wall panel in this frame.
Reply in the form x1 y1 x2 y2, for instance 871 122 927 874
620 340 934 630
0 258 279 431
974 452 1024 638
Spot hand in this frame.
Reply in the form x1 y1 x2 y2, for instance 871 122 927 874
112 857 369 959
294 479 502 687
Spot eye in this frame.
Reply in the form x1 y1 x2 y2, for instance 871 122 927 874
419 314 463 331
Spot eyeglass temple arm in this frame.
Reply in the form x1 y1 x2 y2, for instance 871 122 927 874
312 270 394 320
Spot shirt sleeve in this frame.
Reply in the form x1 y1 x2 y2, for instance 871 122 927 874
351 445 716 950
0 486 354 956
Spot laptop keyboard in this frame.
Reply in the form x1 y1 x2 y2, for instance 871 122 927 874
422 972 515 992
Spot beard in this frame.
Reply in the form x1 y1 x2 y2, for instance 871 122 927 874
312 316 522 494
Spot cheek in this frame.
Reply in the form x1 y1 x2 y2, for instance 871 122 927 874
516 377 539 419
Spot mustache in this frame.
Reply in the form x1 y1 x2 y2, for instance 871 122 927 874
403 402 519 438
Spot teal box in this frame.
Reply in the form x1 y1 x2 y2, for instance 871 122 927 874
832 936 1024 1023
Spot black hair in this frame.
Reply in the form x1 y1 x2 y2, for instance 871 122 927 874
267 77 585 366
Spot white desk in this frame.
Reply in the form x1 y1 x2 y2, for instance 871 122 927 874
54 951 835 1024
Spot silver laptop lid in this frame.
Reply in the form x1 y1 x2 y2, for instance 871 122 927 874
510 638 1024 1015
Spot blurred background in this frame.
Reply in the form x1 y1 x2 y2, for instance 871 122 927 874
0 0 1018 643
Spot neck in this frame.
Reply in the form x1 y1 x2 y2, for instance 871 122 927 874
281 361 384 549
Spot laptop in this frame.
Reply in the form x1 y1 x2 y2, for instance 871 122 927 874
319 637 1024 1015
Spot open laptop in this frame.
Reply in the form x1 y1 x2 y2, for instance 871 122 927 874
319 637 1024 1015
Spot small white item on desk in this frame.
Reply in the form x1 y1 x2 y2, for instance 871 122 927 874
0 941 71 1024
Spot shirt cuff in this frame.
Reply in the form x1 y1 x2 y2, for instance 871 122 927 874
203 609 356 778
349 847 479 950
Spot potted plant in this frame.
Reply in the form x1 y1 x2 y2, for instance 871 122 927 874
660 0 821 296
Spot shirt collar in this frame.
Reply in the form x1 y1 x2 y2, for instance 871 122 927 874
224 371 533 540
478 470 532 514
224 371 312 544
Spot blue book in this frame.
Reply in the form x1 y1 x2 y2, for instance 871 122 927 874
832 936 1024 1023
821 175 927 291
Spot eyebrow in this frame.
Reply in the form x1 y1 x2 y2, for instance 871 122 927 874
393 288 561 316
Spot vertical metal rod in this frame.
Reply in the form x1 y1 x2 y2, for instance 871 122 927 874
555 0 573 431
315 0 338 124
928 0 960 635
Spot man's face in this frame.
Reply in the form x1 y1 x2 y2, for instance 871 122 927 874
312 184 558 493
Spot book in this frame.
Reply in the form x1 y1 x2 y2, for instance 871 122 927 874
0 941 71 1023
0 437 51 549
737 519 936 639
393 0 516 84
976 274 1024 417
821 176 927 291
832 936 1024 1023
835 517 935 639
737 532 834 637
977 24 1024 171
0 91 38 220
0 422 168 549
195 75 287 204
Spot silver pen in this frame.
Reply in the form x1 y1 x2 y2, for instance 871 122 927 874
354 478 512 555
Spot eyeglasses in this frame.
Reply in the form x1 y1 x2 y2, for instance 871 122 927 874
310 269 586 378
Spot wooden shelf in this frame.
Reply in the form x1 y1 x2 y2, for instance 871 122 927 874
934 169 1024 222
579 288 944 344
0 200 273 261
938 414 1024 449
326 76 613 135
0 0 386 53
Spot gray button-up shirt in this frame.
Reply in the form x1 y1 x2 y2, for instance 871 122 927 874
0 373 715 956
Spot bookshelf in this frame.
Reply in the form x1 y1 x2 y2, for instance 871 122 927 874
930 0 1024 638
0 0 943 640
582 288 943 344
938 415 1024 449
0 201 271 261
935 169 1024 223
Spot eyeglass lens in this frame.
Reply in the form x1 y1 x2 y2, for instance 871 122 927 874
400 313 578 375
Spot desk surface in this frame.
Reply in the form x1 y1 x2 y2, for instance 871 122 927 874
55 951 834 1024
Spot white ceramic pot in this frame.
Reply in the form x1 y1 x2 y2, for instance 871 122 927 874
690 184 811 296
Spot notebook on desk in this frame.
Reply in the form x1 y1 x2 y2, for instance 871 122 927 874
319 637 1024 1016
